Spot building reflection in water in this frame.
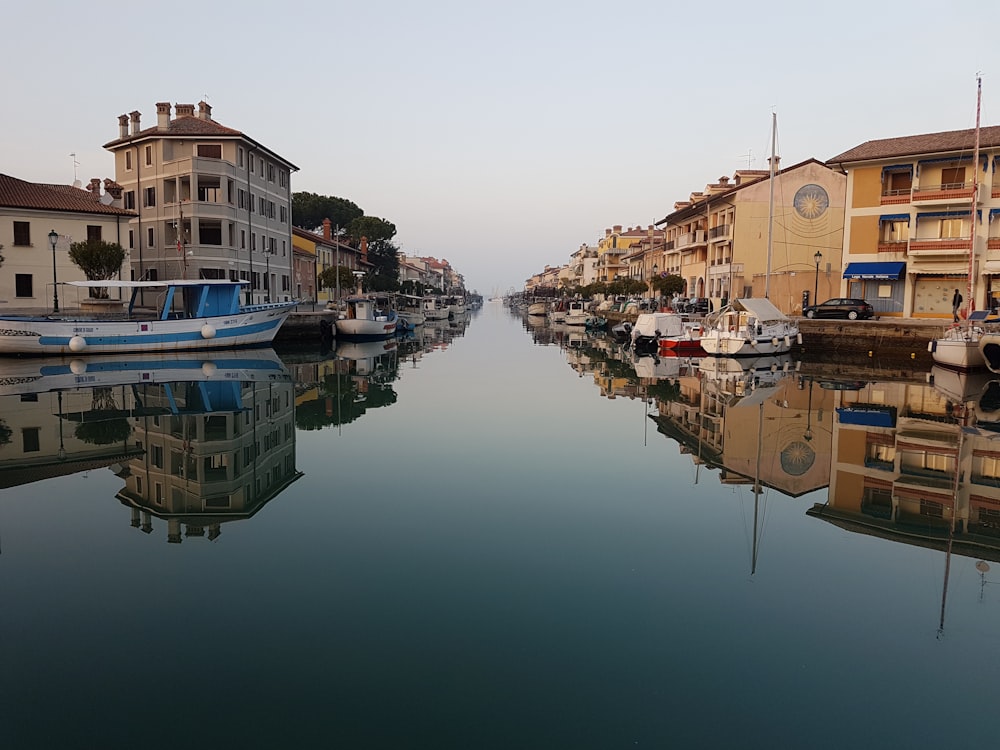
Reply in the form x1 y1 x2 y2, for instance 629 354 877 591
806 364 1000 634
0 351 301 544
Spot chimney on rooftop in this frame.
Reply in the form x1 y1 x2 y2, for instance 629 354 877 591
118 114 129 139
322 218 332 240
103 179 123 200
86 178 101 195
605 228 611 237
129 110 141 136
175 103 195 118
156 102 171 130
613 225 622 233
198 101 212 121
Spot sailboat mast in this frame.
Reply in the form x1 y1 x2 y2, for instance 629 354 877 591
967 75 982 318
765 112 777 300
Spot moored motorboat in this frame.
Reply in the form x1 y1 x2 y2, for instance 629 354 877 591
335 295 398 340
699 298 800 357
565 299 589 326
630 312 703 354
527 300 548 316
396 294 427 327
0 279 296 356
423 296 450 321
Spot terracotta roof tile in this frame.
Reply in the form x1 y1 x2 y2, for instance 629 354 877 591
102 115 243 148
0 173 135 216
828 125 1000 164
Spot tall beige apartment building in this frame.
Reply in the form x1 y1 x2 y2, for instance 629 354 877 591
104 102 298 304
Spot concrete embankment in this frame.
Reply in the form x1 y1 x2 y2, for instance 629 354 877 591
275 308 338 342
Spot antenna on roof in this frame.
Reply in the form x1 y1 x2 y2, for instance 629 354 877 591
69 153 80 182
738 149 754 168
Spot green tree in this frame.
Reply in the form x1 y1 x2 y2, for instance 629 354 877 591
651 273 684 297
349 216 399 292
291 192 364 231
348 216 396 244
67 240 127 298
318 265 357 294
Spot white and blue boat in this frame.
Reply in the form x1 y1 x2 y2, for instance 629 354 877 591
0 279 296 356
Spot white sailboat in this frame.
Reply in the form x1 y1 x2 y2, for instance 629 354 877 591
699 113 800 357
932 75 988 371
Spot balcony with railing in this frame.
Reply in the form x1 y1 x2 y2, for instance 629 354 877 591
911 181 977 205
708 261 743 278
877 240 908 253
676 230 706 252
708 224 731 242
907 237 973 255
880 187 912 206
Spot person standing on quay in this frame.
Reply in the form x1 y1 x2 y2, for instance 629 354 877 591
952 288 963 322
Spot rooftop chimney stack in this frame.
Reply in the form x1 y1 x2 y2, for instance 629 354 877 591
129 110 141 136
103 179 123 200
156 102 171 130
198 100 212 121
118 114 129 139
86 178 101 195
175 103 195 118
322 218 332 240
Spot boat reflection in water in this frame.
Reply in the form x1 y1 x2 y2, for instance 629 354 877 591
0 350 301 543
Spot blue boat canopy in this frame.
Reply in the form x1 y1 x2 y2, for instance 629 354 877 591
843 262 906 280
837 406 897 428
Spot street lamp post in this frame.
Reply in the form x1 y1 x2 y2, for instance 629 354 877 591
49 230 60 313
264 249 271 303
813 250 822 307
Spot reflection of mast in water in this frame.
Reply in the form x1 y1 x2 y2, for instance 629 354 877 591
938 427 962 639
751 401 764 576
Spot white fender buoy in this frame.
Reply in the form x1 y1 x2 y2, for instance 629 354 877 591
70 359 87 374
201 324 217 339
772 337 779 347
202 362 218 377
68 335 87 353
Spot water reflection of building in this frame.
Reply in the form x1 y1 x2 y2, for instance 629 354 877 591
0 386 143 489
810 373 1000 553
117 371 301 543
643 355 833 497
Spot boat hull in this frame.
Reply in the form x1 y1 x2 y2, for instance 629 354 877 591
699 331 796 356
930 331 987 371
0 305 295 356
335 314 398 340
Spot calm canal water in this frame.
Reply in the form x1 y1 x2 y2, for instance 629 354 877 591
2 303 999 749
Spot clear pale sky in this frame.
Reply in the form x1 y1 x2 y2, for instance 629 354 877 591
3 0 997 295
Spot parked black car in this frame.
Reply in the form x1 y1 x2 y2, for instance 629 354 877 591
678 297 711 315
803 298 874 320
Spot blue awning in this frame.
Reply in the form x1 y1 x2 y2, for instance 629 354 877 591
837 406 897 428
917 210 972 219
843 262 906 280
879 213 910 222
